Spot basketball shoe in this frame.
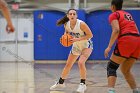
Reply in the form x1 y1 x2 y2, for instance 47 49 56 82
50 81 66 90
76 83 87 93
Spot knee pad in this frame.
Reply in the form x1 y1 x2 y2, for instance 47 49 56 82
107 60 120 77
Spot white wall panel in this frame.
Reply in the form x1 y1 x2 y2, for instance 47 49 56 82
18 43 34 61
0 12 34 62
0 44 16 61
17 13 34 61
17 14 33 41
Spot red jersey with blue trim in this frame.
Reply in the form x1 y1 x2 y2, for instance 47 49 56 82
109 10 139 37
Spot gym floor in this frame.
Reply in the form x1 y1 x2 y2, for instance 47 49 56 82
35 62 140 93
0 61 139 93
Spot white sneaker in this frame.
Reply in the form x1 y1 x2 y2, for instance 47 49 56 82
76 83 87 93
50 81 66 90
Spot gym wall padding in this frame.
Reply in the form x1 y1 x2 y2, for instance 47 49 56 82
34 10 67 60
86 10 112 60
34 10 140 60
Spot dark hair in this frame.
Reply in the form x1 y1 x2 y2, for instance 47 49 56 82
56 9 77 26
111 0 123 10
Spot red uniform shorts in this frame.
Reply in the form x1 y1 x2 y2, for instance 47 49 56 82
114 35 140 59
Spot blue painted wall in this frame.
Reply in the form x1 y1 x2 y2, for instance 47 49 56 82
34 10 140 60
86 10 112 60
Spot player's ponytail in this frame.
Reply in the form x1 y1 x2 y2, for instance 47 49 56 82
56 15 69 26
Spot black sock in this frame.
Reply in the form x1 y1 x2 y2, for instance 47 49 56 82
59 77 65 84
80 79 85 84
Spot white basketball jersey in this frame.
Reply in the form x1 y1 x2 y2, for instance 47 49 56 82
65 19 86 38
65 19 93 55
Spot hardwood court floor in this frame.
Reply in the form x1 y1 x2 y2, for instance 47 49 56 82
0 61 139 93
34 62 140 93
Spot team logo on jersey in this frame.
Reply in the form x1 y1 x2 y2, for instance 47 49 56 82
69 32 80 38
124 14 133 21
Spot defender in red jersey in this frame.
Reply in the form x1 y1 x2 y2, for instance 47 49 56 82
104 0 140 93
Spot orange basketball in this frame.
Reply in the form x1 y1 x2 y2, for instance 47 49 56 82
60 34 73 47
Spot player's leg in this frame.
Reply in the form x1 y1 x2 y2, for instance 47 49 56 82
50 53 79 90
107 54 126 93
107 38 135 93
61 53 79 79
76 48 92 93
120 58 140 93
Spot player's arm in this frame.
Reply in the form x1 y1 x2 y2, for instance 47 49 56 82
108 20 120 48
0 0 12 25
79 22 93 40
104 19 120 58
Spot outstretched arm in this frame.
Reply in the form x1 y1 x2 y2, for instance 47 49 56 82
0 0 14 32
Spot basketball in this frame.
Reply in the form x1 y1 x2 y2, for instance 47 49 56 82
60 34 73 47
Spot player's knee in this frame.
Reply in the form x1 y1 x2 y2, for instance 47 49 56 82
78 61 85 67
81 53 89 59
107 60 120 77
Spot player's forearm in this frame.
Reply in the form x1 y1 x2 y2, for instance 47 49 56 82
108 30 119 48
0 0 12 25
79 34 93 41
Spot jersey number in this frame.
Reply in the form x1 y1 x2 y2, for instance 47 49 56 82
124 14 133 21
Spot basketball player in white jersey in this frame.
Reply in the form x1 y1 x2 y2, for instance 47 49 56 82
0 0 14 33
50 9 93 93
